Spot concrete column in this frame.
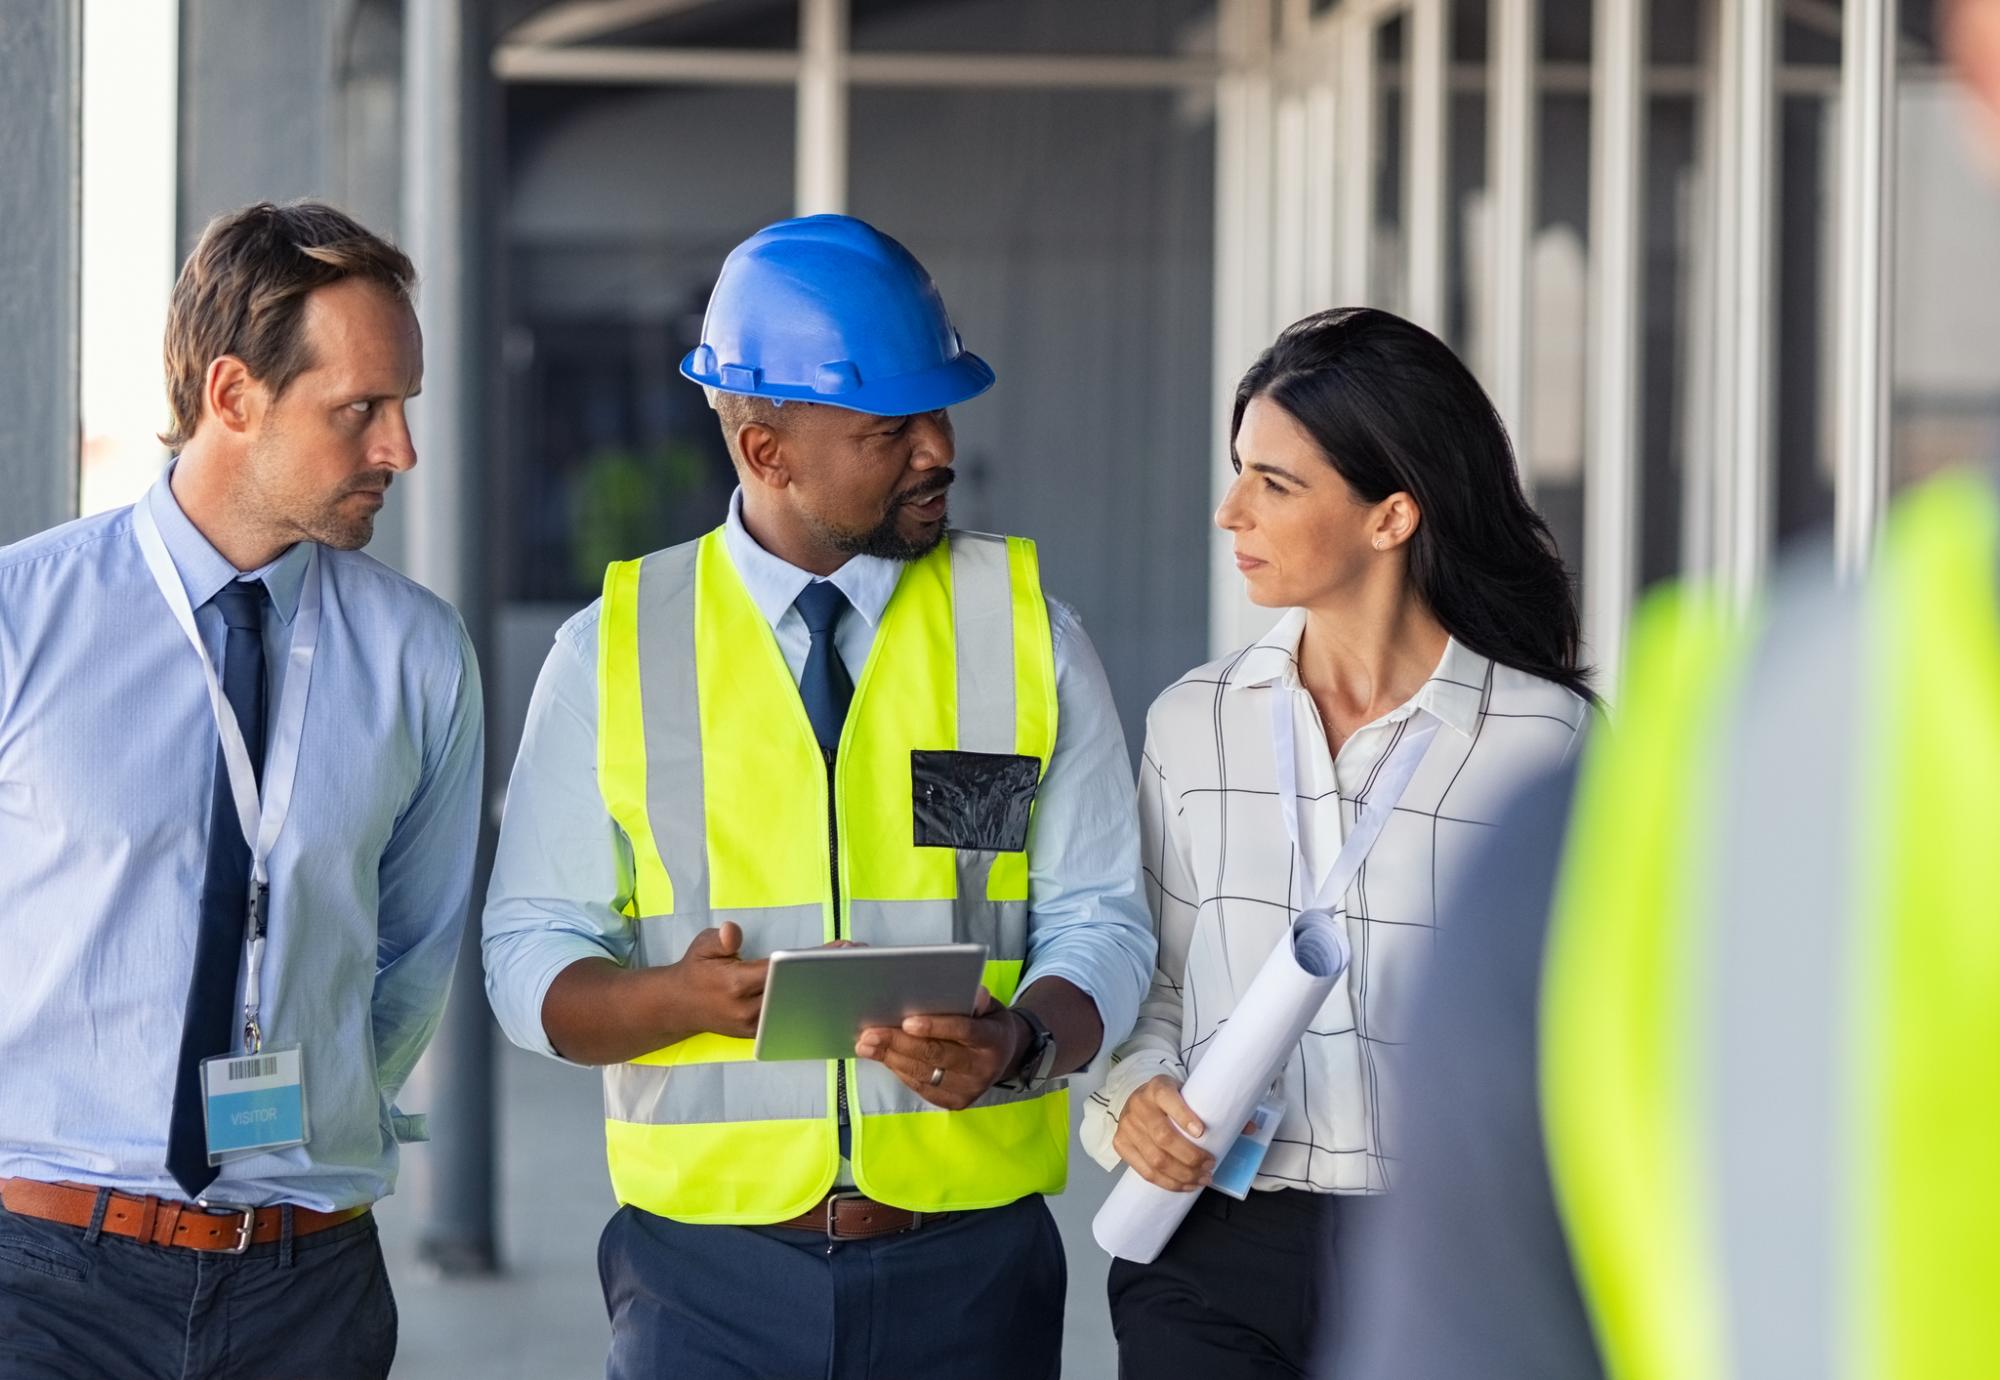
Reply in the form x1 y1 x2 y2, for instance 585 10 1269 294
795 0 849 214
175 0 334 254
0 0 82 543
403 0 500 1276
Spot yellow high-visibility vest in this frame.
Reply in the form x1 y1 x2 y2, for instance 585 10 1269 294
595 527 1067 1224
1541 470 2000 1378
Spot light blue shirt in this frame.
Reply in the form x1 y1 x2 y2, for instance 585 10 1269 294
0 474 484 1210
483 489 1153 1076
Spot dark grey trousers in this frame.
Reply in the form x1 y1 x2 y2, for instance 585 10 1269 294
598 1194 1066 1379
0 1197 396 1380
1108 1188 1380 1379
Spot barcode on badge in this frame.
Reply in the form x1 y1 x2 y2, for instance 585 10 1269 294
228 1056 279 1080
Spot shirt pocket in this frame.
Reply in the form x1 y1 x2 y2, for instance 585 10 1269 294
910 750 1041 852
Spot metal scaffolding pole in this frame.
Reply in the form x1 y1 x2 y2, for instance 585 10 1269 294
1405 0 1448 334
1209 0 1275 657
1487 0 1538 497
1833 0 1896 575
795 0 849 215
0 0 82 543
1583 0 1647 694
1716 0 1778 608
404 0 499 1276
1335 13 1376 307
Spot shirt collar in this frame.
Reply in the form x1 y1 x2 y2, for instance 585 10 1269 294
1227 608 1310 692
1418 637 1489 736
1226 607 1488 737
721 486 905 632
144 468 312 625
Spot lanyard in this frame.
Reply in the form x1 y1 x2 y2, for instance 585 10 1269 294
1270 681 1441 914
132 494 322 1052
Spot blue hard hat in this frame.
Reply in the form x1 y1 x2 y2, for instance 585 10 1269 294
681 214 995 417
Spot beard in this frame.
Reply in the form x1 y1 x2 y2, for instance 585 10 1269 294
297 476 390 551
821 472 955 562
242 424 390 552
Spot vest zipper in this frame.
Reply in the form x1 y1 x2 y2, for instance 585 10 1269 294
826 745 851 1158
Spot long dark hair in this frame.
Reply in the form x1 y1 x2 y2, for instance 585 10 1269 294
1233 307 1592 700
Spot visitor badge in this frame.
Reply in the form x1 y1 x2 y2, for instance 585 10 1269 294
1210 1097 1286 1200
201 1045 309 1163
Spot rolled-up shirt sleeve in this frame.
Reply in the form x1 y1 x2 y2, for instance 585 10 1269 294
483 594 1153 1071
481 604 636 1062
1082 706 1198 1170
1017 600 1156 1076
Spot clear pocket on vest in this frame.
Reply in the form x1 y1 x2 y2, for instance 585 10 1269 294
910 750 1041 852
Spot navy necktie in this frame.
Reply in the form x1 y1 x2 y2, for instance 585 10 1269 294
794 581 853 755
795 579 854 1155
166 579 269 1198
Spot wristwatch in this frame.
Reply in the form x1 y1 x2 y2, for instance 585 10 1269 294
997 1007 1058 1093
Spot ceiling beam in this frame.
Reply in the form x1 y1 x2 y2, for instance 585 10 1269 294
505 0 722 49
494 43 1221 90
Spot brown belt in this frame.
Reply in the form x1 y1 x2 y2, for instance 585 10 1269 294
771 1191 952 1242
0 1179 369 1256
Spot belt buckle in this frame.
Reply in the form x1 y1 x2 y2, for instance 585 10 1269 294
822 1191 924 1244
195 1200 258 1255
823 1190 870 1244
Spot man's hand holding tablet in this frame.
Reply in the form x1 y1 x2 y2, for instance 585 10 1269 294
855 983 1033 1111
753 942 1009 1111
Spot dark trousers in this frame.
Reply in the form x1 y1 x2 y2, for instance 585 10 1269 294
0 1198 396 1380
1108 1188 1377 1379
598 1195 1066 1379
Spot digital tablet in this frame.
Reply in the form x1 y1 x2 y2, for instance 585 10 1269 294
751 943 988 1062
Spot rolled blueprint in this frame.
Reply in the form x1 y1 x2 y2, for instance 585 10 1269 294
1091 909 1351 1264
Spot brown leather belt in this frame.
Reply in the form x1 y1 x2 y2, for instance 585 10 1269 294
771 1191 951 1242
0 1179 368 1256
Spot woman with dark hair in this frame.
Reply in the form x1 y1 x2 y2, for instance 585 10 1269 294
1081 307 1593 1376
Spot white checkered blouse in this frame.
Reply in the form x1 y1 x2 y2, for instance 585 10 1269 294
1081 609 1589 1193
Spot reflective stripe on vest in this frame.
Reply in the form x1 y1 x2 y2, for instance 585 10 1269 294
596 528 1066 1223
1540 470 2000 1379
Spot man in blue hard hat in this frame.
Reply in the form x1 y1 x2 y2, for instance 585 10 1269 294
484 214 1154 1377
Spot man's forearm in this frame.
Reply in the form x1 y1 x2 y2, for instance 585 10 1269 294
1015 976 1104 1078
541 957 686 1066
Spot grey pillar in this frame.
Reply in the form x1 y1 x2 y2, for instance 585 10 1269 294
403 0 500 1277
176 0 335 254
177 0 419 566
0 0 81 543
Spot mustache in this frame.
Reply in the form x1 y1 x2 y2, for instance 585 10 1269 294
342 474 394 497
897 471 955 505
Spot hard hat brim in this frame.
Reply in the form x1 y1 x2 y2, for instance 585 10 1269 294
679 349 996 418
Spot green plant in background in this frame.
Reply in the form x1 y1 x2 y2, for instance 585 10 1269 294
570 440 711 589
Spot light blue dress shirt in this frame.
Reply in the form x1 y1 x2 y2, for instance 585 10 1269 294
0 473 484 1210
483 489 1154 1080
